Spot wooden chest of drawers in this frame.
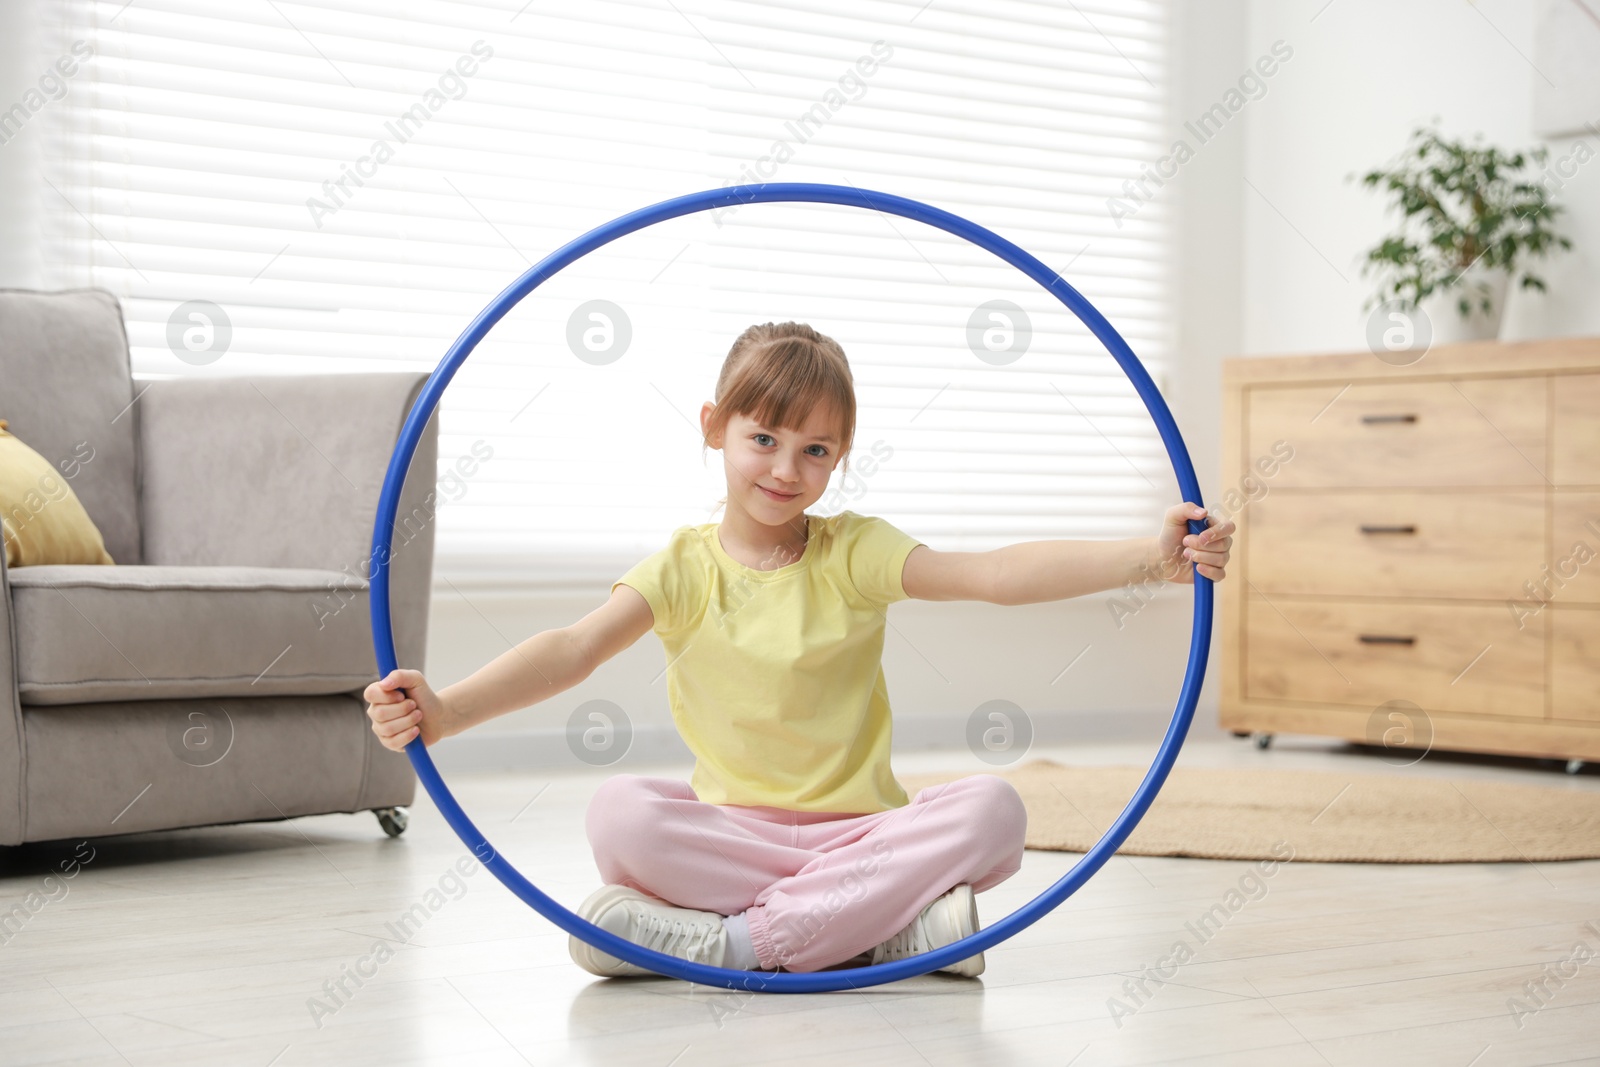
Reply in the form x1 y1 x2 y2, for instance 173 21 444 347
1219 338 1600 765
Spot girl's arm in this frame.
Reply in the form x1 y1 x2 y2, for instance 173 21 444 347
438 583 655 737
902 499 1235 601
436 628 594 738
366 584 654 751
988 537 1160 606
987 502 1235 606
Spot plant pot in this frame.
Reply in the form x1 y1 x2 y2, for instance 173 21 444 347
1421 264 1510 343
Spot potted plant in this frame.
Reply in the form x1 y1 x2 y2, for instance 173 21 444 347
1354 122 1572 342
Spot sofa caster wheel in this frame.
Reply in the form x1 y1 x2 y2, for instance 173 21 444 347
1566 759 1585 776
1252 732 1274 750
374 806 409 837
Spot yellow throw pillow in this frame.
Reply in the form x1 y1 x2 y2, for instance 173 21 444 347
0 418 116 567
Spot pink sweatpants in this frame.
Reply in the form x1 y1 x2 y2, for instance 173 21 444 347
584 772 1029 973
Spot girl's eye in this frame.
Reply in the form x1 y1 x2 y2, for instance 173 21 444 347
752 433 827 457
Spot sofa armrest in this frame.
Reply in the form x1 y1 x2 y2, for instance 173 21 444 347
136 372 440 674
0 546 23 844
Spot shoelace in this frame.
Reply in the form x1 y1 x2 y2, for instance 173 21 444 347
875 915 931 962
633 908 724 963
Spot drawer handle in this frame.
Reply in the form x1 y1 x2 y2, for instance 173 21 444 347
1361 413 1418 424
1359 524 1418 535
1358 634 1416 646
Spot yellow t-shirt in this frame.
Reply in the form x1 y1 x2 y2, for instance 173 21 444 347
612 509 925 814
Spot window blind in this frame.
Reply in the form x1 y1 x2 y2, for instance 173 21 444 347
32 0 1175 590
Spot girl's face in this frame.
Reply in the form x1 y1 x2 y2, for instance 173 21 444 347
701 401 844 522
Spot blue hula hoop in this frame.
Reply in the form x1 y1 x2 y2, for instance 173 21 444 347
369 182 1212 993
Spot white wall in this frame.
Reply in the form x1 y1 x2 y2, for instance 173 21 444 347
1241 0 1600 353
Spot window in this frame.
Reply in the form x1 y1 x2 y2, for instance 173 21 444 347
31 0 1174 589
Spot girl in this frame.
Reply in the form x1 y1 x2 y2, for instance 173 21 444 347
365 321 1235 978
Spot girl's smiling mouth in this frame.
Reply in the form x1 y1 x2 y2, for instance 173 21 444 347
760 486 799 500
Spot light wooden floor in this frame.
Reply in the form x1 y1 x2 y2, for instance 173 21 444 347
3 737 1598 1066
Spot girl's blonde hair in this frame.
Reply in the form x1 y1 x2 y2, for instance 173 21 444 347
702 322 857 513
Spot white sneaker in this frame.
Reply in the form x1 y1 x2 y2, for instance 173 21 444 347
568 884 733 978
869 883 985 977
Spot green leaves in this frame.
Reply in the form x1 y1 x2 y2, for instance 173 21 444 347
1352 122 1573 316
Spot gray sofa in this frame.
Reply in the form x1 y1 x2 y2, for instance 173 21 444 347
0 288 439 845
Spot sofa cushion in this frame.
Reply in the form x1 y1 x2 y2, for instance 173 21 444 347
0 419 117 566
9 564 380 705
0 289 143 565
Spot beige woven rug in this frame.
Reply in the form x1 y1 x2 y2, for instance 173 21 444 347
896 759 1600 863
